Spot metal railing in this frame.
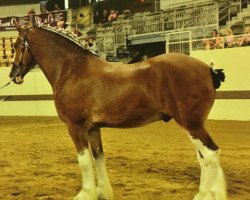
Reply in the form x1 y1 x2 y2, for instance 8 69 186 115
219 0 250 25
127 2 218 36
166 32 250 54
94 1 249 57
166 31 192 54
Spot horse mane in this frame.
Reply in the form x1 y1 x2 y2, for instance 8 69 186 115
35 24 99 56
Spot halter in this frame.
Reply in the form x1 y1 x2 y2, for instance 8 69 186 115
13 27 32 70
0 27 33 90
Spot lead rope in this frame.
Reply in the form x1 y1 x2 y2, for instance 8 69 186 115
0 68 20 90
0 68 21 101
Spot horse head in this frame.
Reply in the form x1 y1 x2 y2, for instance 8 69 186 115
10 24 37 84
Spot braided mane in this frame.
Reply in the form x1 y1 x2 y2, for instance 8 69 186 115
36 24 98 56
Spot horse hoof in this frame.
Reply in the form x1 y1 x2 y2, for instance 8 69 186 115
97 186 113 200
74 189 98 200
97 192 113 200
98 195 112 200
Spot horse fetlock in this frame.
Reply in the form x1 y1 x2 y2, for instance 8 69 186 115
193 189 227 200
97 184 113 200
74 188 98 200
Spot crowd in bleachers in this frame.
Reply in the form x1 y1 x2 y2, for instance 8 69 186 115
204 26 250 50
1 1 250 66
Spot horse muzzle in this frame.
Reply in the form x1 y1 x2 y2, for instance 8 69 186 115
14 76 24 84
10 63 24 84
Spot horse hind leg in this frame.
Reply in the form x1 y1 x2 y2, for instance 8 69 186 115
88 127 113 200
187 126 227 200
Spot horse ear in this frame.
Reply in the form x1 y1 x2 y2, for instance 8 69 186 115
15 23 22 32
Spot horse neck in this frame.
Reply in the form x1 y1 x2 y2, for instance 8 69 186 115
28 29 84 89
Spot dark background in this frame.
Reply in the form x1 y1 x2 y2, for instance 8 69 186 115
0 0 154 11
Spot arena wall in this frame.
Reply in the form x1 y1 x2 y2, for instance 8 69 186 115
0 47 249 120
0 67 57 116
191 47 250 121
0 4 40 38
0 4 40 18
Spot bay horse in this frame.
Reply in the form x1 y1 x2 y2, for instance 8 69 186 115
10 24 227 200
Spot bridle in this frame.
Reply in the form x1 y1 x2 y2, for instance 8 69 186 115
0 27 34 90
12 27 34 71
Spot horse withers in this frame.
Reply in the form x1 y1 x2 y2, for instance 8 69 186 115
9 24 226 200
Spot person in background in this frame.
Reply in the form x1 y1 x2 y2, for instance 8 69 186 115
40 1 48 13
41 5 48 13
214 33 224 49
239 26 250 47
27 8 36 26
203 29 218 50
86 37 97 53
28 8 36 15
100 10 109 24
72 28 83 38
224 28 235 48
57 17 66 30
108 9 118 22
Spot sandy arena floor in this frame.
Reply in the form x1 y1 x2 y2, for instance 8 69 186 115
0 117 249 200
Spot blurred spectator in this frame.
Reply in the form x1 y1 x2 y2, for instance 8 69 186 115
100 10 109 24
203 29 218 50
86 37 97 53
203 40 211 50
108 9 118 22
224 28 235 48
214 33 224 49
72 28 83 38
41 5 48 13
239 26 250 47
27 8 36 26
40 1 48 13
49 16 57 27
28 8 36 15
47 0 62 11
57 17 66 30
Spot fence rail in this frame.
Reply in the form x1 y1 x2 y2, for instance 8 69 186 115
166 32 250 54
95 2 219 57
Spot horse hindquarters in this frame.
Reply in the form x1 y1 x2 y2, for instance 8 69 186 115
160 66 227 199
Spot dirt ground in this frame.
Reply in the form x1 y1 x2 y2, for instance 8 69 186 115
0 117 249 200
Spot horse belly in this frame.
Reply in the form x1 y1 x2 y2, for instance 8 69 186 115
92 92 160 128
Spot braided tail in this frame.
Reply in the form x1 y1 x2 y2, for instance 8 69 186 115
209 68 225 89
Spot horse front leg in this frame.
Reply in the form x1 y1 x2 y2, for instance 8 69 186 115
67 123 97 200
188 127 227 200
88 127 113 200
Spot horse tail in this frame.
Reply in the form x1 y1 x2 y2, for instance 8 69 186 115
209 68 225 89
